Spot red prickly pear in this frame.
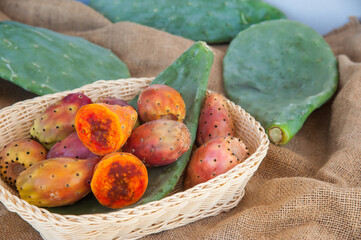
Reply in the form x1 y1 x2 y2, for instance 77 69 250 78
0 139 47 187
47 132 98 159
30 92 92 149
196 93 235 145
97 96 130 107
75 103 137 156
123 119 191 167
137 84 186 122
16 157 100 207
91 152 148 209
184 136 249 189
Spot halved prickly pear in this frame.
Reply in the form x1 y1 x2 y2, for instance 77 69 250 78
123 119 191 167
16 157 100 207
137 84 186 122
0 139 47 187
184 136 249 189
75 103 137 155
47 132 98 159
197 93 235 145
91 152 148 209
30 92 92 149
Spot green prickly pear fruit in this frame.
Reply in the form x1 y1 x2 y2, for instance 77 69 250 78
123 119 191 167
30 92 92 149
223 19 338 145
89 0 285 43
184 136 249 189
0 21 130 95
137 84 186 123
16 157 100 207
197 93 235 145
0 139 47 187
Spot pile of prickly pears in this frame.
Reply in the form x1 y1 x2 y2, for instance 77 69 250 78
0 86 250 210
184 92 250 189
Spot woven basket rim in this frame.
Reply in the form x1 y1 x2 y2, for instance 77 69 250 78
0 77 269 224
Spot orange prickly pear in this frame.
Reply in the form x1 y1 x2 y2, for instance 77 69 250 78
119 105 138 130
197 93 235 145
30 92 92 149
91 152 148 209
123 119 191 167
184 136 249 189
137 84 186 122
75 103 137 156
16 157 100 207
0 139 47 187
97 97 139 129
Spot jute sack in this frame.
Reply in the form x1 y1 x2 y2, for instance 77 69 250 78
0 1 360 239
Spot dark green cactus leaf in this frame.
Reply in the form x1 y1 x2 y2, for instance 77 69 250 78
89 0 286 43
223 19 338 145
47 41 213 214
0 21 130 95
129 42 213 207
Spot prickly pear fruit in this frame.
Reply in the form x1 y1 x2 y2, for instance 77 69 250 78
47 132 98 159
30 92 92 149
97 97 139 129
137 84 186 123
0 139 47 187
97 96 130 107
184 136 249 189
123 119 191 167
118 105 138 130
197 93 235 145
91 152 148 209
16 157 100 207
75 103 137 155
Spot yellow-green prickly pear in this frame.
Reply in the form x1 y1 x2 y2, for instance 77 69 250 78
0 139 46 187
16 157 100 207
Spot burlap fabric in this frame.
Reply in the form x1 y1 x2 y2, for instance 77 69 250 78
0 1 360 239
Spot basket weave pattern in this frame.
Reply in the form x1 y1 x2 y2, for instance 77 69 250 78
0 78 269 240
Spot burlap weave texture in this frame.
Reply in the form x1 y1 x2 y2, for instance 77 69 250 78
0 1 360 239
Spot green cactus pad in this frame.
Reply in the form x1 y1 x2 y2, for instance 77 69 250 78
89 0 286 43
47 41 213 214
0 21 130 95
223 19 338 145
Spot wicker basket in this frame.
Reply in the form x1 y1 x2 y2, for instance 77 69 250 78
0 77 269 240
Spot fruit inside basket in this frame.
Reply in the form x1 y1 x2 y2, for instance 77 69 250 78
0 42 268 240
